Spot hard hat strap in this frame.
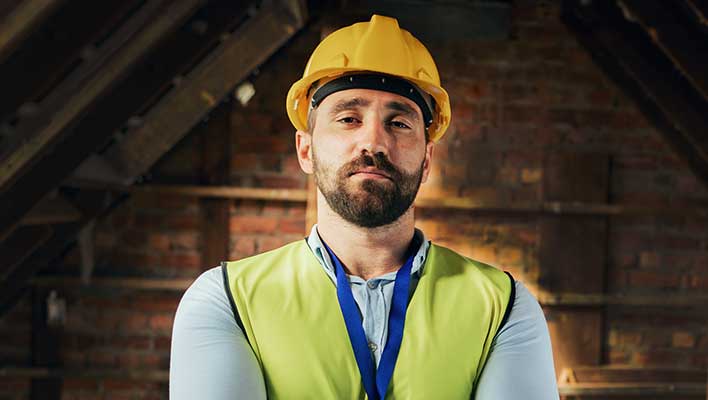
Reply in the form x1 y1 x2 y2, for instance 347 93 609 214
310 73 435 128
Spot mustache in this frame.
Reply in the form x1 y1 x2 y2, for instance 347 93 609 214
339 153 402 180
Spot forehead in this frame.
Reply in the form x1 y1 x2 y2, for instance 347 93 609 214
316 88 422 117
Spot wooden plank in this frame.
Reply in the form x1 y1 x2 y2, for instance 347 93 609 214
21 195 82 226
540 152 610 378
0 0 216 242
684 0 708 26
0 0 204 193
105 0 305 182
31 277 192 291
0 0 145 124
558 382 706 396
0 367 168 381
30 288 62 400
61 182 708 217
620 0 708 102
546 309 604 375
0 0 62 64
534 291 708 308
0 191 111 317
200 103 231 268
562 0 708 186
560 366 707 383
0 225 53 279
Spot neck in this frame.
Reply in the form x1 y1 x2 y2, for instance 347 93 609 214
316 192 416 280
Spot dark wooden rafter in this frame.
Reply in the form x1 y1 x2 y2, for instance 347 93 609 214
561 0 708 187
0 0 177 160
0 225 53 279
0 0 147 125
0 0 63 65
618 0 708 102
0 0 308 317
0 0 235 241
684 0 708 27
103 0 307 182
0 190 116 317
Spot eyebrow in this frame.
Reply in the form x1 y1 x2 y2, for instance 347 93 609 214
385 101 420 121
328 97 371 118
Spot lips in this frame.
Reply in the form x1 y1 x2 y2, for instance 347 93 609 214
350 169 391 179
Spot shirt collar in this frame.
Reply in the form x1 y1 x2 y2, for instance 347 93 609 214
306 224 430 283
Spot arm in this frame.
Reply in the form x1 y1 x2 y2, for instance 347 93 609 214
170 267 266 400
474 281 559 400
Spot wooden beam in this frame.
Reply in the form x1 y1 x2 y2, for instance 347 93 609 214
0 0 62 64
31 277 192 291
64 182 708 217
0 225 53 279
30 288 63 400
562 0 708 186
104 0 306 183
0 0 146 124
0 0 204 193
558 382 706 396
535 291 708 307
0 191 112 317
0 367 168 381
199 103 232 268
619 0 708 102
684 0 708 26
540 152 610 377
21 195 82 226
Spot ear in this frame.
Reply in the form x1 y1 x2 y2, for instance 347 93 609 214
420 141 434 184
295 130 314 174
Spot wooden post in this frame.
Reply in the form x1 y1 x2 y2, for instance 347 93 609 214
540 152 610 378
30 288 63 400
199 103 232 267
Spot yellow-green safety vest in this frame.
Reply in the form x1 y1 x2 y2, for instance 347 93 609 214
223 239 514 399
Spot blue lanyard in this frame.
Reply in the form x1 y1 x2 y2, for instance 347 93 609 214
322 241 416 400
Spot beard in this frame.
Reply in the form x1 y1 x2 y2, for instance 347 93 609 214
312 149 424 228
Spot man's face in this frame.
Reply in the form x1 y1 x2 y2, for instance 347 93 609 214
296 88 434 228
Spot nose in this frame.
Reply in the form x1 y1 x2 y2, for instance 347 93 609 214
357 117 389 157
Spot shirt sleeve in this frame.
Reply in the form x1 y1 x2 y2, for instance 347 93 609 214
169 267 266 400
474 280 559 400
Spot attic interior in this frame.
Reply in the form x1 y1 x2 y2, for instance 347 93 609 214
0 0 707 398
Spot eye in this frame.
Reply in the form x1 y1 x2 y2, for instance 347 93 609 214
388 120 411 130
337 116 360 125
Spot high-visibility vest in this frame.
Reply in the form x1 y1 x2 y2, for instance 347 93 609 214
223 240 514 399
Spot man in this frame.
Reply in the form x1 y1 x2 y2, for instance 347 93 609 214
170 15 558 399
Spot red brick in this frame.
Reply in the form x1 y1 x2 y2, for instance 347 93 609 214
170 231 200 251
254 174 305 189
163 252 201 270
230 237 257 259
628 271 681 289
279 216 306 235
257 236 293 252
148 232 170 252
230 215 279 234
672 332 696 348
154 336 171 350
149 314 174 333
164 214 200 230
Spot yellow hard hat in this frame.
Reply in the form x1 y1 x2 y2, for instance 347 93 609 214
286 14 451 142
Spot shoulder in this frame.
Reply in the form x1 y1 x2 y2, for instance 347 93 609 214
175 266 236 328
495 280 549 344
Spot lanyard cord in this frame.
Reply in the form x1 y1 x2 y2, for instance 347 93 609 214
323 241 416 400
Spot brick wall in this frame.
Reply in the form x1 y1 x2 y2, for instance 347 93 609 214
1 1 707 398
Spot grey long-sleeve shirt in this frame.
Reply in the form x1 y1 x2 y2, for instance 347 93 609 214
170 225 559 399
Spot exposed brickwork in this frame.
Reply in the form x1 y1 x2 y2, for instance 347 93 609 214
1 1 707 398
